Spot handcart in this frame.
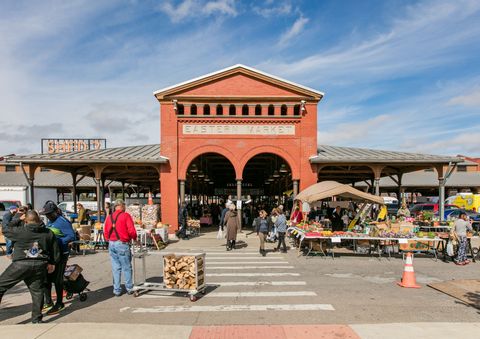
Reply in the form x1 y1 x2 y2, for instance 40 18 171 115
131 244 206 302
64 264 90 302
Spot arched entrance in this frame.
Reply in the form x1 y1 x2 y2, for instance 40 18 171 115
242 153 293 211
184 153 236 224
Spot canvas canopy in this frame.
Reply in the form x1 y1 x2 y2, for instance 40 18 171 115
295 181 385 205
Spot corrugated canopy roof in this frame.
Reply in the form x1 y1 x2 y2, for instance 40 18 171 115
356 171 480 188
0 172 123 188
7 144 168 164
311 145 462 164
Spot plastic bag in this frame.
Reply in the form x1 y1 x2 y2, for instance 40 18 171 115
216 227 224 240
446 241 454 257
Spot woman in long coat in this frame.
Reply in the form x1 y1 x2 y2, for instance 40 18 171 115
224 204 240 251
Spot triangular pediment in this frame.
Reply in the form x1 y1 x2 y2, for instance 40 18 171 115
153 64 324 101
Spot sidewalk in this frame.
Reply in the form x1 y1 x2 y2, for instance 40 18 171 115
1 322 479 339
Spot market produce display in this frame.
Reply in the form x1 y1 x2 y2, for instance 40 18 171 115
187 219 201 228
163 254 204 290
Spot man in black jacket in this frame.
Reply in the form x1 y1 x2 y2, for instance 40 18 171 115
0 211 60 323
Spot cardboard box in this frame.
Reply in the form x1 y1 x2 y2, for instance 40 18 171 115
64 264 83 281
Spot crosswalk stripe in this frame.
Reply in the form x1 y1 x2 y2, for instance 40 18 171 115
208 261 287 264
138 291 317 299
129 304 335 313
208 266 294 269
207 273 300 277
205 256 285 260
214 281 307 287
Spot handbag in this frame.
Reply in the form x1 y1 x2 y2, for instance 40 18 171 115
216 226 224 240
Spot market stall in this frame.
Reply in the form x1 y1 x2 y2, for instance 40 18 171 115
290 181 449 259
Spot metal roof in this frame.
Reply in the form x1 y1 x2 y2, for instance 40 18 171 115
356 171 480 188
153 64 324 98
0 172 123 188
7 144 168 164
311 145 462 164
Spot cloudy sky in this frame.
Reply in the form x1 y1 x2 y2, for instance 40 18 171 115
1 0 479 156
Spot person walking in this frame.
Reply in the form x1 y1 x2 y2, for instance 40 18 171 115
0 211 60 323
103 199 137 296
274 208 288 253
454 212 473 265
254 210 271 256
224 203 240 251
2 205 18 257
41 200 76 315
177 202 189 239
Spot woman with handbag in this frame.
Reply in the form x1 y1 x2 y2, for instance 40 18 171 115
253 210 271 256
224 204 240 251
454 212 473 265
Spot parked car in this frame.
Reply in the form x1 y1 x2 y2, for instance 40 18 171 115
438 208 480 231
409 203 459 217
0 200 21 222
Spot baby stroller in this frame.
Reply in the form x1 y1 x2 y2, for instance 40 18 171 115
64 264 90 302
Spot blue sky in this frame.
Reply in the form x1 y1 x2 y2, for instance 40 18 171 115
1 0 479 156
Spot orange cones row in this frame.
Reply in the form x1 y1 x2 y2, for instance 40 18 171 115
397 252 420 288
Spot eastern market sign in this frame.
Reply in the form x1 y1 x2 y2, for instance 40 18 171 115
41 139 107 154
182 124 295 135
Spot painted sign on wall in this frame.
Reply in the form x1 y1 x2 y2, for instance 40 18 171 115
183 124 295 135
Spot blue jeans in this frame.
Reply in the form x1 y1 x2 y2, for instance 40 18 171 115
5 238 13 255
108 241 133 294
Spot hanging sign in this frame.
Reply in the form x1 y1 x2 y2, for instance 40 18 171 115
41 139 107 154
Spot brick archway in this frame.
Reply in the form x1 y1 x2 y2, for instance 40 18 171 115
179 145 241 180
239 146 299 179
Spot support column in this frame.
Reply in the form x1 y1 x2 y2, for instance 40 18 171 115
369 165 385 196
121 181 126 200
237 179 242 231
71 172 78 214
90 165 105 223
293 180 299 199
374 178 380 196
435 165 446 221
179 180 185 204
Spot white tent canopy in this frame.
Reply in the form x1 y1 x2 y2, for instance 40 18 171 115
295 181 384 205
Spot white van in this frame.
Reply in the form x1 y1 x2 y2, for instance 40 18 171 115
58 201 99 215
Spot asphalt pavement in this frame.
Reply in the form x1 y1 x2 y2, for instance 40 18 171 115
0 228 479 337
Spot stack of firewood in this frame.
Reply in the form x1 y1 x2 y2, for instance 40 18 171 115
163 255 204 290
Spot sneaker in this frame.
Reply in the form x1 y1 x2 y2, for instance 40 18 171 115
46 303 65 315
114 293 122 297
127 290 135 295
32 319 45 324
464 260 471 264
42 303 54 312
261 251 266 257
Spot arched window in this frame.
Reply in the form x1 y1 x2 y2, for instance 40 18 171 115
203 104 210 115
216 104 223 115
229 104 236 115
177 104 184 115
268 104 274 116
255 104 262 116
190 104 197 115
293 104 300 116
281 104 287 116
242 104 249 116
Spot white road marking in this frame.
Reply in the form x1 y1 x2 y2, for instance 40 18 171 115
129 304 335 313
208 266 294 269
137 290 316 299
119 307 130 312
208 261 287 264
205 256 285 260
207 273 300 277
214 281 307 287
209 291 317 297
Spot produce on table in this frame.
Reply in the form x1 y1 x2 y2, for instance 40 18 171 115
187 219 201 228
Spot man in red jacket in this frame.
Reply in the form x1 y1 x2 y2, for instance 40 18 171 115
103 199 137 296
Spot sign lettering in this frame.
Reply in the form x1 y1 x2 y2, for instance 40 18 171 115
182 124 295 135
41 139 107 154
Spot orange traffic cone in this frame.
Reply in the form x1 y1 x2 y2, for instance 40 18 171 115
397 252 420 288
148 192 153 205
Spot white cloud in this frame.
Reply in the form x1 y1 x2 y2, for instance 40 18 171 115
448 88 480 107
253 1 292 18
278 16 309 47
159 0 237 23
261 0 480 84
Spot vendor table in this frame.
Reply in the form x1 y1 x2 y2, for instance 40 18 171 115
199 216 212 225
288 227 444 260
